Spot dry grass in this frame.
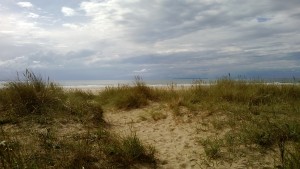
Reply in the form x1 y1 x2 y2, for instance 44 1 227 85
1 71 300 168
0 71 156 169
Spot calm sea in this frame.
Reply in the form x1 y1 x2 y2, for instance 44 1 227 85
0 78 298 89
57 79 197 89
0 79 198 89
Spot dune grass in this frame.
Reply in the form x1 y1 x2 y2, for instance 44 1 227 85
1 70 299 168
0 69 65 116
0 71 156 169
97 76 159 110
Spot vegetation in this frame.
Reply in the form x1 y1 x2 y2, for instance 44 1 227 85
0 70 156 168
97 76 159 110
1 70 300 168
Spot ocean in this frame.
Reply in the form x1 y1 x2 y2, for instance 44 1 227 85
0 78 298 89
57 79 197 89
0 79 198 89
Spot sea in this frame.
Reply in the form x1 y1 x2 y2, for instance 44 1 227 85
0 79 199 89
0 78 298 89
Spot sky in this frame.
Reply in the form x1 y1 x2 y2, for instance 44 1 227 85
0 0 300 80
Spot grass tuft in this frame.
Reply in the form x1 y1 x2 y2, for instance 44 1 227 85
0 69 64 115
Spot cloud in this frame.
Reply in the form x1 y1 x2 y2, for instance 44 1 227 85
133 68 150 73
17 2 33 8
27 12 39 18
1 0 300 80
61 7 76 16
62 23 79 29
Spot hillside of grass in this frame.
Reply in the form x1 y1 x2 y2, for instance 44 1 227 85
0 70 300 168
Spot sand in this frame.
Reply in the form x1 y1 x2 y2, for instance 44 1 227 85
104 103 276 168
105 104 204 169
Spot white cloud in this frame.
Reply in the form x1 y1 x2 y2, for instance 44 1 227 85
62 23 79 29
61 7 75 16
133 68 149 73
17 2 33 8
27 13 39 18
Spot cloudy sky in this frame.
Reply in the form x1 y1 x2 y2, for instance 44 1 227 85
0 0 300 80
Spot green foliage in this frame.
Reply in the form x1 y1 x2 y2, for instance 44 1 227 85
201 138 222 159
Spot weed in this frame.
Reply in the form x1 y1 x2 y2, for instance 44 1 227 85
201 138 222 159
150 111 167 121
99 129 156 168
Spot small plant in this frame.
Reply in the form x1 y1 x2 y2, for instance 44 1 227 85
99 129 156 167
201 138 222 159
150 111 167 121
121 133 156 164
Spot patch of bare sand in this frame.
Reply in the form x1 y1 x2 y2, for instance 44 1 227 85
105 104 205 169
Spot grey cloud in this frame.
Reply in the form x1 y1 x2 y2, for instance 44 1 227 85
104 0 300 44
1 0 300 80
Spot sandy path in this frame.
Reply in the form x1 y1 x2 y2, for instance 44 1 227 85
104 104 205 169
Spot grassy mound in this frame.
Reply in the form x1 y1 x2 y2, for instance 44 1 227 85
0 71 156 168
